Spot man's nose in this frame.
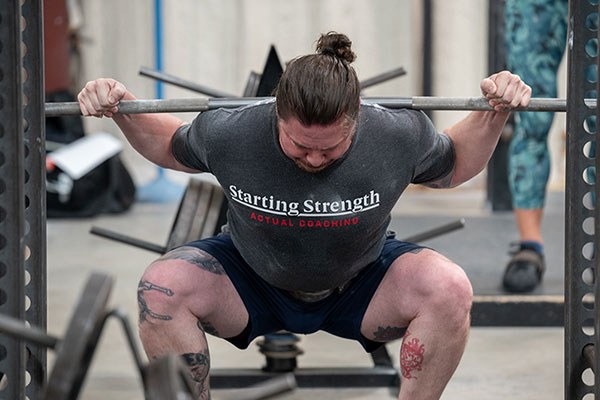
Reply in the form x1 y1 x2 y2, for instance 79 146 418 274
305 151 326 167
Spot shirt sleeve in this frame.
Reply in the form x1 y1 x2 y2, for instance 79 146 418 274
171 113 212 172
411 112 456 184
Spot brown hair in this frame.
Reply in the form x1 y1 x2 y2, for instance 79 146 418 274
275 32 360 126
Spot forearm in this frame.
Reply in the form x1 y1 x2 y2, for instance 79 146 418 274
444 110 510 186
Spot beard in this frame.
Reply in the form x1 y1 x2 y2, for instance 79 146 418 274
293 158 335 173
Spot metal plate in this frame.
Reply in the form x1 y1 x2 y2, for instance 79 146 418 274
43 272 113 400
166 179 225 251
144 354 198 400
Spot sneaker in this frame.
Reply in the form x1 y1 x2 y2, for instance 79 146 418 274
502 243 545 293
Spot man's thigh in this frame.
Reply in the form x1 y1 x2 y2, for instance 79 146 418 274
142 244 250 340
360 248 467 342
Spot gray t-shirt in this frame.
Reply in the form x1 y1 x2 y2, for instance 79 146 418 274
172 100 455 292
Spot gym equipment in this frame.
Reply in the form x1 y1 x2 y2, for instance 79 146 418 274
140 45 406 95
139 66 237 98
0 272 295 399
144 354 199 400
90 177 227 254
257 332 304 373
44 96 587 117
0 272 114 400
360 66 407 89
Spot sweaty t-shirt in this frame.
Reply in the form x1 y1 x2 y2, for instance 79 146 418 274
172 100 455 292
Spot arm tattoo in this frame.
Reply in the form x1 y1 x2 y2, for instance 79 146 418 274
156 246 225 275
182 350 210 395
400 330 425 380
138 280 173 323
373 326 407 342
198 319 220 337
422 167 454 189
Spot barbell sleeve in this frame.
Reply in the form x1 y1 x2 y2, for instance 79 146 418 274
0 313 60 349
44 96 596 117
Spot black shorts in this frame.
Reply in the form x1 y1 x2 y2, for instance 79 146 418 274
186 234 423 353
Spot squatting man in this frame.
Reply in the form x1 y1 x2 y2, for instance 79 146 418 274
77 32 532 400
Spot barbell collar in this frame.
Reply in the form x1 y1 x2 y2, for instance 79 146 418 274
44 96 595 117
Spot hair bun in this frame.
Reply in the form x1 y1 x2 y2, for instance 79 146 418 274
316 31 356 63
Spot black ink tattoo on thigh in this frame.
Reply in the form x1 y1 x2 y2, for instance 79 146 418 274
198 319 220 337
157 247 225 275
138 280 174 323
373 326 407 342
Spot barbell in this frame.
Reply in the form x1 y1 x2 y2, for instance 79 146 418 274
44 96 595 117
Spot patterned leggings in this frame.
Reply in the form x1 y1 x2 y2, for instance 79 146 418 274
505 0 568 209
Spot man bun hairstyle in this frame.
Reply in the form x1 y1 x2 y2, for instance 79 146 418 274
275 31 360 126
316 32 357 63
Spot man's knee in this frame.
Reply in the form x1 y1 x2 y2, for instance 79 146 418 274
137 247 224 324
408 254 473 319
138 262 186 325
436 263 473 314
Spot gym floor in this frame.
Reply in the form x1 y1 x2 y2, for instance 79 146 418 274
46 182 564 400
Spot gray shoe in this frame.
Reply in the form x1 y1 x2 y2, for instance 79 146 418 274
502 247 545 293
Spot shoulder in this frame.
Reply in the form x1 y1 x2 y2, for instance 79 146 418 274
358 102 434 137
359 102 431 126
199 98 275 123
185 99 275 139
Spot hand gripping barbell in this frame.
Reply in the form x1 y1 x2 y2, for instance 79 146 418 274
44 96 593 117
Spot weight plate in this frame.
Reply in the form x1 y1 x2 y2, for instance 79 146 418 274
166 178 226 251
43 272 114 400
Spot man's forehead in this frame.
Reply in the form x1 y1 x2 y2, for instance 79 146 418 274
279 118 353 149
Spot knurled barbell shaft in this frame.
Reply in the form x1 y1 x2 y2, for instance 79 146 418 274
44 96 595 117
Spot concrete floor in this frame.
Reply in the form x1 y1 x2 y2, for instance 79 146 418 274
46 182 565 400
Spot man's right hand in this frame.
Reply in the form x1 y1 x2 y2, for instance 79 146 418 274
77 78 129 118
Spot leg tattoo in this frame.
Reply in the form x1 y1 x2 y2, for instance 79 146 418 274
138 280 174 323
182 350 210 397
400 330 425 380
373 326 406 342
198 319 220 337
156 247 225 275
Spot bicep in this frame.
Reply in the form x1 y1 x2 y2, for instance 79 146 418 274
411 132 456 187
171 121 211 172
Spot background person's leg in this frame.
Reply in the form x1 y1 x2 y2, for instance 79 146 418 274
503 0 568 292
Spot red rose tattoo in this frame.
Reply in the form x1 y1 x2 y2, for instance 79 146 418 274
400 330 425 379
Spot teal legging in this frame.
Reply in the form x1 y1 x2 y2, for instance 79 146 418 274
505 0 568 209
